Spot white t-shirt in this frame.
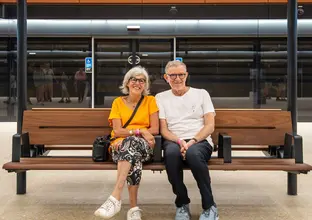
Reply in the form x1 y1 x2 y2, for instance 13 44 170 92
155 87 215 146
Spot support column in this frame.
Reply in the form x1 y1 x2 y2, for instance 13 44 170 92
287 0 298 196
16 0 27 195
17 0 27 134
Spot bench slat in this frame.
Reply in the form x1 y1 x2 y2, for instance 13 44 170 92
24 110 111 128
44 146 269 151
3 162 312 171
17 157 295 165
29 129 110 145
215 110 290 127
213 128 287 145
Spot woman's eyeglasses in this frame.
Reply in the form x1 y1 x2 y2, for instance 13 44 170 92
166 73 186 80
129 77 146 84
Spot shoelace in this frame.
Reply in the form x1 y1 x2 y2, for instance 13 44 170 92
101 199 114 212
178 206 188 214
203 207 217 218
203 209 211 217
130 209 142 220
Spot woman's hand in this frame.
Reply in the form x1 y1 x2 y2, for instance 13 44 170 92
140 129 155 148
111 140 122 151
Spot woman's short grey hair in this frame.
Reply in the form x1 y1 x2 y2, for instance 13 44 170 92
165 60 187 73
120 66 150 96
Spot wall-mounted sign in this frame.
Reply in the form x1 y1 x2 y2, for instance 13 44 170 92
85 57 92 73
128 55 140 65
176 57 183 62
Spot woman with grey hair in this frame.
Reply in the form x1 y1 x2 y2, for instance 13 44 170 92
95 66 159 220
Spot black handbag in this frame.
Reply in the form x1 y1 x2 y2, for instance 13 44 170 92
92 95 144 162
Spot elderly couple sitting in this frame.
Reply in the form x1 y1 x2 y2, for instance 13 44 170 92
94 60 219 220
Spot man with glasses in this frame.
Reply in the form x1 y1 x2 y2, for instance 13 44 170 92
155 60 219 220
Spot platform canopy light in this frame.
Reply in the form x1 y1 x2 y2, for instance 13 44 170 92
127 25 140 31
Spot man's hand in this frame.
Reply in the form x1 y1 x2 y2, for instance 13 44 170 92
178 139 187 159
180 139 196 159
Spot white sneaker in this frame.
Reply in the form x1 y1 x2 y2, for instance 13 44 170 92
94 195 121 219
127 206 142 220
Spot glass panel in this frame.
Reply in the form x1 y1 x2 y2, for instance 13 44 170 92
94 39 131 107
260 39 288 111
15 38 92 108
298 38 312 121
137 39 173 96
176 38 256 109
0 38 15 121
261 38 312 121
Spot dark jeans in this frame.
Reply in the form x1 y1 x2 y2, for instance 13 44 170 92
163 139 215 210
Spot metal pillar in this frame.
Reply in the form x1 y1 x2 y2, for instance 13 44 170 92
17 0 27 133
16 0 27 195
287 0 298 196
131 39 137 67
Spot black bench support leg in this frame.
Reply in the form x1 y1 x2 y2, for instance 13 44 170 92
284 133 303 195
287 173 297 195
17 172 26 195
12 133 29 195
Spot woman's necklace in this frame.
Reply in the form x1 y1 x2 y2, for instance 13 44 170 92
125 97 138 109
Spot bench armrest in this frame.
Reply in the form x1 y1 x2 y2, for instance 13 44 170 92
153 135 163 163
284 133 303 163
217 133 232 163
12 132 30 162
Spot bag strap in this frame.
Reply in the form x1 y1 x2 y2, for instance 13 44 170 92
122 95 144 128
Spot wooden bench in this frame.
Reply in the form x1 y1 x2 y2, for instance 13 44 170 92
2 108 312 195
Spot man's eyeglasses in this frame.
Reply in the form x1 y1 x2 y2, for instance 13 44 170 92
166 73 187 80
129 77 146 84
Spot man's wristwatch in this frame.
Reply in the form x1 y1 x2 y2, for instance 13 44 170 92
191 138 198 143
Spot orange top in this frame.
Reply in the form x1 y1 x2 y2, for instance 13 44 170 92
108 95 159 146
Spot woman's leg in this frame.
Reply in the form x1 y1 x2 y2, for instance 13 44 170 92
126 138 152 220
95 137 142 218
95 137 152 219
111 160 132 200
128 185 139 208
127 159 143 208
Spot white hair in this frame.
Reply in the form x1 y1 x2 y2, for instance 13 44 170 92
120 66 150 96
165 60 187 73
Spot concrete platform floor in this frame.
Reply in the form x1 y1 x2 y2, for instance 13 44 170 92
1 122 312 220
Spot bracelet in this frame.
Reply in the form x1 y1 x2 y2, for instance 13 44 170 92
129 130 133 135
135 129 140 136
177 138 182 145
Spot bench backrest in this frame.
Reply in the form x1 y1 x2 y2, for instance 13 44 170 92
23 108 292 146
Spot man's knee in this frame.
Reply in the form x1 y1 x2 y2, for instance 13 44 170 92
164 141 181 159
186 146 201 160
185 145 207 167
